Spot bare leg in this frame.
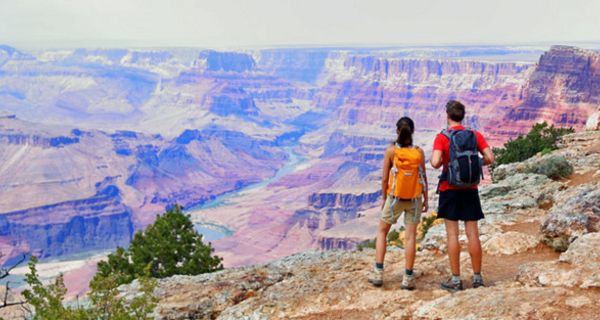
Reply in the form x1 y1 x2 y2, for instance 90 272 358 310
445 219 460 276
375 221 392 264
464 220 482 273
404 223 418 270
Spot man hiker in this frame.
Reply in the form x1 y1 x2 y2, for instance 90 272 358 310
430 100 494 292
368 117 428 290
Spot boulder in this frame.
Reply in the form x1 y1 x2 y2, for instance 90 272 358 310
479 173 562 215
483 231 539 255
585 109 600 131
517 233 600 289
541 184 600 251
421 224 447 252
559 232 600 264
492 155 573 182
517 261 600 289
413 287 572 320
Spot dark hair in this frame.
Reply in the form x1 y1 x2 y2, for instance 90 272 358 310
396 117 414 147
446 100 466 122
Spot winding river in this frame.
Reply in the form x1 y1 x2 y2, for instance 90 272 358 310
188 146 306 241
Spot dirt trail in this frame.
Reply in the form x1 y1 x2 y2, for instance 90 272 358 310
294 218 563 319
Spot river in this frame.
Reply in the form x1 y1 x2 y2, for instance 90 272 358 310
188 146 306 241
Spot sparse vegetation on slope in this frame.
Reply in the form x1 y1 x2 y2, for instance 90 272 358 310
16 205 223 319
22 256 157 320
493 122 573 167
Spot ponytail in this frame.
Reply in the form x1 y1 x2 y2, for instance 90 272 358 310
395 117 415 147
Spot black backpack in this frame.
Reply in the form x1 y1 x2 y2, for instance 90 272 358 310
439 129 483 189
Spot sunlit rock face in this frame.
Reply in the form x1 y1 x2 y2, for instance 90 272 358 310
314 54 533 142
585 107 600 131
487 46 600 140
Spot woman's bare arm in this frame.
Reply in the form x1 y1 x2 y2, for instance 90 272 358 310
381 146 394 206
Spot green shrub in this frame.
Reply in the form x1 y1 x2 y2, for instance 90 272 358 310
533 155 574 180
22 256 157 320
93 204 223 287
356 238 376 251
387 229 400 242
493 122 574 167
418 212 440 241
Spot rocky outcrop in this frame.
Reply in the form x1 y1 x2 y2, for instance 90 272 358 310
491 46 600 139
122 246 600 319
492 154 574 181
286 190 380 240
315 55 532 132
322 131 389 160
318 236 362 250
560 232 600 265
0 132 79 148
208 86 259 117
288 208 360 232
518 232 600 289
199 50 256 73
0 185 133 259
540 183 600 251
483 231 539 255
479 173 562 215
308 191 380 209
586 106 600 130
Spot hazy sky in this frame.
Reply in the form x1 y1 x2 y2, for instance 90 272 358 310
1 0 599 48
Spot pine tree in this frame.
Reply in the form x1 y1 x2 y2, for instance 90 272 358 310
93 205 223 286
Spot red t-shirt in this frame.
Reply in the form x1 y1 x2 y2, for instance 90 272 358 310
433 125 490 192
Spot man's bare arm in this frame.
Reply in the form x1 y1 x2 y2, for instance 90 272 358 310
419 148 429 212
430 150 443 169
481 147 495 166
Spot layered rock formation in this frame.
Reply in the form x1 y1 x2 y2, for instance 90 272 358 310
586 106 600 130
488 46 600 141
0 116 286 264
0 184 133 258
315 55 533 134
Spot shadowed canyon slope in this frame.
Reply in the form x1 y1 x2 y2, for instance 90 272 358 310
0 44 599 270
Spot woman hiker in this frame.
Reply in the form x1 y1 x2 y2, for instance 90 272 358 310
368 116 428 290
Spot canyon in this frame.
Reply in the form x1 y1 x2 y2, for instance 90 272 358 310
0 44 599 280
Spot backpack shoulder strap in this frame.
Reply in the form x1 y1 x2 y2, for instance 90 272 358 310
441 129 453 139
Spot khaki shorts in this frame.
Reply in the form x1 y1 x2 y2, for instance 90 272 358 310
381 196 422 225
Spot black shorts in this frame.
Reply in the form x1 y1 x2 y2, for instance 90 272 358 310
437 189 484 221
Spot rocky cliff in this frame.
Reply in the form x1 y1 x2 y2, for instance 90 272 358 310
0 116 287 264
488 46 600 140
1 184 133 258
121 130 600 319
314 55 532 133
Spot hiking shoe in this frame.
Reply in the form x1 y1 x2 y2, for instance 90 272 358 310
472 276 485 288
367 267 383 287
440 278 463 292
400 273 415 290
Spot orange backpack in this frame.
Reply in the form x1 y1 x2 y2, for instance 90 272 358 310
388 144 425 200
